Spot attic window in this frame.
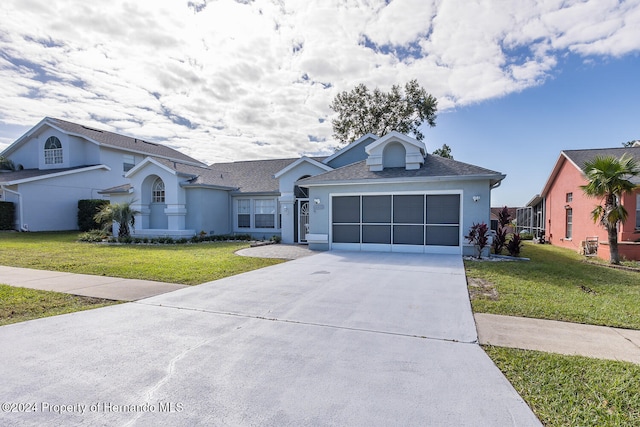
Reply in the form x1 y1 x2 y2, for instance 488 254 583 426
123 154 135 172
44 136 63 164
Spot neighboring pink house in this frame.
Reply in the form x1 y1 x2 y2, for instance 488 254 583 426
535 146 640 261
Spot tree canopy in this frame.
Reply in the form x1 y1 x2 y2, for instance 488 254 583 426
580 154 640 264
330 79 437 145
432 143 453 159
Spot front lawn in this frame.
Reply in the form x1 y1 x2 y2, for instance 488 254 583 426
486 346 640 426
0 284 118 326
465 242 640 329
0 232 284 285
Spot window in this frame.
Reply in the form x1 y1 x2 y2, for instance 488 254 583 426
152 178 165 203
254 199 276 228
565 208 573 239
123 154 135 172
237 199 251 228
636 194 640 229
44 136 63 164
566 192 573 203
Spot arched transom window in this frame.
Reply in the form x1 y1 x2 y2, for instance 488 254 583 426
44 136 63 165
152 177 165 203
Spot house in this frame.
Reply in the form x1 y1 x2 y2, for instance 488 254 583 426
1 118 505 256
534 146 640 261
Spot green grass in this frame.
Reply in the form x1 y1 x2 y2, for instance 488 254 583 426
0 232 284 285
465 242 640 329
485 346 640 426
0 284 118 326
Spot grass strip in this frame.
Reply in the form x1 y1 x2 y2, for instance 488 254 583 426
465 242 640 329
485 346 640 427
0 284 118 326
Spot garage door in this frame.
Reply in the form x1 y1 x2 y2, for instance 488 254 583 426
331 194 461 253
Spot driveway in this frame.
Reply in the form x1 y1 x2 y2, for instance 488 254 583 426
0 251 540 426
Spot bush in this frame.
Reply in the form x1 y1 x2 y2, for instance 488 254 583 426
271 235 282 243
78 199 110 232
77 229 109 242
519 232 534 240
466 222 489 259
507 234 524 257
0 201 15 230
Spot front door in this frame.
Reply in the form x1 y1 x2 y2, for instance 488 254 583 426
298 199 309 243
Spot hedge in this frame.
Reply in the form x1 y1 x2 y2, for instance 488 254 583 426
0 201 15 230
77 199 110 232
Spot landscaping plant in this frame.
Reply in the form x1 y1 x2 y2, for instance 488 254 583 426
466 222 489 259
492 206 511 255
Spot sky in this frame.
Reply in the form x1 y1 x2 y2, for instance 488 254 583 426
1 0 639 207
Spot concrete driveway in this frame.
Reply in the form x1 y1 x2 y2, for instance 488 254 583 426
0 251 540 426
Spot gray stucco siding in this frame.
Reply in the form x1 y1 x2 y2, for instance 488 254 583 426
185 187 231 235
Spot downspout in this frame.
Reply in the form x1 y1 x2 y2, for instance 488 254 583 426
1 185 24 231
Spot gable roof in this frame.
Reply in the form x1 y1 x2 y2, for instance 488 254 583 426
298 154 505 186
273 156 332 178
364 131 426 155
2 117 206 167
541 146 640 196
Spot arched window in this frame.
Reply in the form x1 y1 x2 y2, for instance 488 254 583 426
152 178 165 203
44 136 63 165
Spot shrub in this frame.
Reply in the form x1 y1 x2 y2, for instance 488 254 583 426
492 206 511 255
519 232 534 240
78 229 109 242
271 235 282 243
506 234 524 257
0 201 15 230
78 199 110 232
466 222 489 259
176 238 188 244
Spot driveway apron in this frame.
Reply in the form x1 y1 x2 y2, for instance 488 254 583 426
0 251 540 426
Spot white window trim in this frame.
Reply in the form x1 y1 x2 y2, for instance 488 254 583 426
235 197 280 231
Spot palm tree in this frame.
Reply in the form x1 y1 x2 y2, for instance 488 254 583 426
580 154 640 264
94 200 140 238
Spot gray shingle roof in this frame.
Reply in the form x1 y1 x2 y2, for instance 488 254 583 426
298 155 504 185
46 117 206 166
563 147 640 184
210 158 301 193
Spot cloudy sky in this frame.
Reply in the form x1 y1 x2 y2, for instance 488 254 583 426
1 0 639 206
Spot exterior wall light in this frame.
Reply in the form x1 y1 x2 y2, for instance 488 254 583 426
472 195 481 202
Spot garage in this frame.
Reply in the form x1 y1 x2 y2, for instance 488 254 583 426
331 193 461 253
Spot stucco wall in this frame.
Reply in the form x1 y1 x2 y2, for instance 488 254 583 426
16 169 112 231
185 187 231 235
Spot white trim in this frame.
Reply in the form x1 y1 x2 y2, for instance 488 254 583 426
302 174 505 187
273 156 332 178
125 157 177 178
0 164 111 185
322 133 379 165
364 131 426 156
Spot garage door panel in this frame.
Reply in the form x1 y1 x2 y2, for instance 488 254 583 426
426 195 460 224
362 196 391 223
426 225 460 246
362 225 391 244
393 225 424 245
332 196 360 223
333 225 360 243
393 195 424 224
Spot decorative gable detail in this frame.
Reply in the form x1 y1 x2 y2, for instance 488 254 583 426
364 131 426 172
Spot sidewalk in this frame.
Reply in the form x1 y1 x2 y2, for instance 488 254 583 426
475 313 640 364
0 265 188 301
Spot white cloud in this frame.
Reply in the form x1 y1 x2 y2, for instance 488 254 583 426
1 0 639 161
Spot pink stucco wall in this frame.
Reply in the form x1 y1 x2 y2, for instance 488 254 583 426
544 157 640 261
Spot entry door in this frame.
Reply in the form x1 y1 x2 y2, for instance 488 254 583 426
298 199 309 243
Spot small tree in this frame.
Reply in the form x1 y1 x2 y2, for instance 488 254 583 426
492 206 511 255
432 144 453 159
94 200 140 238
466 222 489 259
0 156 16 171
580 154 640 264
